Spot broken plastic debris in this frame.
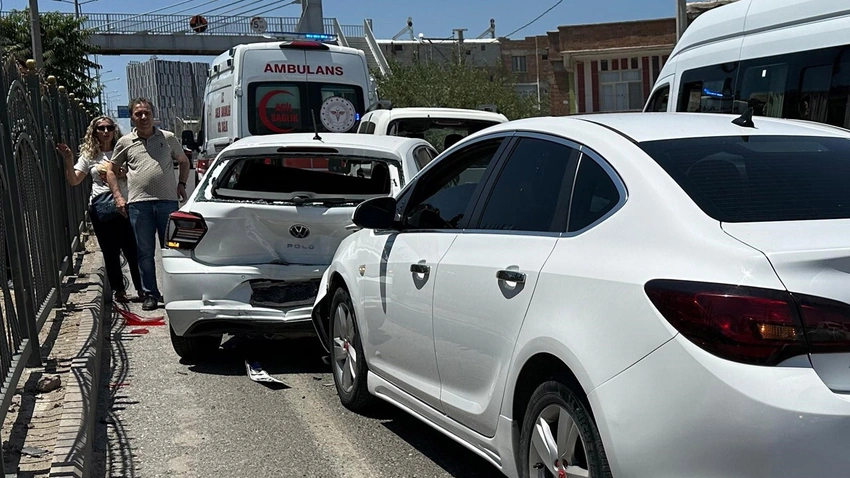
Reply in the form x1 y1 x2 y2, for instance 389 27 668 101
20 446 48 458
245 361 288 389
129 328 150 335
114 306 165 326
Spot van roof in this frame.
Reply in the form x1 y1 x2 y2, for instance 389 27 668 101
672 0 850 60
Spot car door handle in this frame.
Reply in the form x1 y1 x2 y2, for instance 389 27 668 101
410 263 430 274
496 270 526 283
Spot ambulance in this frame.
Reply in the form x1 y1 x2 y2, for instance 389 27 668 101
190 33 378 181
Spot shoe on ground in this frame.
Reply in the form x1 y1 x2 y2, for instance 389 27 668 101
114 290 130 303
142 295 158 311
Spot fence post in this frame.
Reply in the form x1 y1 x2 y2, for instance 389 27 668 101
46 76 74 274
26 65 63 317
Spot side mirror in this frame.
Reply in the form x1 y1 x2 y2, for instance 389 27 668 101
353 196 396 230
181 129 197 150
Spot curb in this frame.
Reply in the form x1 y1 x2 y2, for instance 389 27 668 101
48 249 107 478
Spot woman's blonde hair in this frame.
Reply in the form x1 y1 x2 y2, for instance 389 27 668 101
79 116 122 160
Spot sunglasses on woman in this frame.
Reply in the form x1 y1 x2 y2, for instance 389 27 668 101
96 125 116 132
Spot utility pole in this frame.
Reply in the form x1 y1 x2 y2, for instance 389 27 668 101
453 28 467 64
676 0 688 41
28 0 45 69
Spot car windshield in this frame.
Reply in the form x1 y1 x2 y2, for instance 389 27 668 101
213 154 398 204
639 135 850 222
389 118 500 152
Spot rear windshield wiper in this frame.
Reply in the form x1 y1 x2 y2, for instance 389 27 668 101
290 196 356 206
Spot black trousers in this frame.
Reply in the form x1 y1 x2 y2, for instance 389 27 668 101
89 204 142 294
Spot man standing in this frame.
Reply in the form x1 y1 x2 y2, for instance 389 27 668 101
107 98 189 311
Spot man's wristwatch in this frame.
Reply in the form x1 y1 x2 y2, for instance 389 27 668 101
178 181 187 187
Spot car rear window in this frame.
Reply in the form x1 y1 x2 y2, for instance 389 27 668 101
389 119 501 152
214 155 397 201
639 135 850 222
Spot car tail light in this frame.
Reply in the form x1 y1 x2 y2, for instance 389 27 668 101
166 211 207 250
196 158 210 176
645 280 807 365
796 295 850 354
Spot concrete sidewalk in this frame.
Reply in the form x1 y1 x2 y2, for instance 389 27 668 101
1 231 108 478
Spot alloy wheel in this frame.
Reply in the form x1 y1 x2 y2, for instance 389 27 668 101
332 301 357 394
528 403 590 478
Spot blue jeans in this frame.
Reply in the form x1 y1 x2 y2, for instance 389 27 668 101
129 200 178 299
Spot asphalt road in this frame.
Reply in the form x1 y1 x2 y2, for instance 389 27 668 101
90 169 499 478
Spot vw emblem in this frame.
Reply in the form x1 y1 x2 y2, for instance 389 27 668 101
289 224 310 239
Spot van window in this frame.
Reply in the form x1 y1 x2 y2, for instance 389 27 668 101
248 82 365 135
357 121 376 134
739 63 788 117
646 84 670 112
678 45 850 128
678 62 738 114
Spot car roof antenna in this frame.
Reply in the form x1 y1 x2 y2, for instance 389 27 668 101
732 107 756 128
311 109 322 141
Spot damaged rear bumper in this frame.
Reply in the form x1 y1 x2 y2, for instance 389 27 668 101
163 249 327 337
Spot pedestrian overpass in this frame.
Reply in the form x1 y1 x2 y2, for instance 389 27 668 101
73 12 391 75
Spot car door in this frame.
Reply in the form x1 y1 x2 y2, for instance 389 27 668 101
432 134 581 437
359 135 511 411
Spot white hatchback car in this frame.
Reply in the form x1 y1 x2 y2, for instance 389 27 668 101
357 105 508 153
312 113 850 478
162 133 436 361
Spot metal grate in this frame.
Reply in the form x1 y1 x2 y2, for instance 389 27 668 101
250 280 321 308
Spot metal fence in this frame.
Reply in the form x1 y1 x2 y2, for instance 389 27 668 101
0 58 91 431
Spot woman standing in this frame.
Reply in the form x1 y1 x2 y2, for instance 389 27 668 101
58 116 142 303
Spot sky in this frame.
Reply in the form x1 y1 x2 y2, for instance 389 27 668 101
3 0 688 130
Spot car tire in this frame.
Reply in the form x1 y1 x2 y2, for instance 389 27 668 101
329 286 374 412
169 326 221 362
518 381 611 478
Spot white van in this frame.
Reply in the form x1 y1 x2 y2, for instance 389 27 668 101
645 0 850 128
191 33 377 180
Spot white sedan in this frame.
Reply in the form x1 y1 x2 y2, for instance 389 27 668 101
312 112 850 478
162 133 436 361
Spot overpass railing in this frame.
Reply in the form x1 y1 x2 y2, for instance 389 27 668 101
73 12 364 37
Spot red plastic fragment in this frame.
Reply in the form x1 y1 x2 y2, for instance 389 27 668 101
129 328 150 335
114 306 166 326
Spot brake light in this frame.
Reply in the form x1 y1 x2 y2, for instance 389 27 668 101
196 158 210 176
645 280 807 365
166 211 207 250
280 41 329 50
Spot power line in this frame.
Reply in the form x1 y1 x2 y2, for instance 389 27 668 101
146 0 249 32
503 0 564 38
177 0 299 35
96 0 211 30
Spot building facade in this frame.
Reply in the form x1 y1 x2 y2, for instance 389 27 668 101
500 18 677 116
126 58 209 132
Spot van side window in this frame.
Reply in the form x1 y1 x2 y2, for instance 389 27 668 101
739 63 788 117
357 121 376 134
646 84 670 112
677 62 738 113
681 46 850 128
